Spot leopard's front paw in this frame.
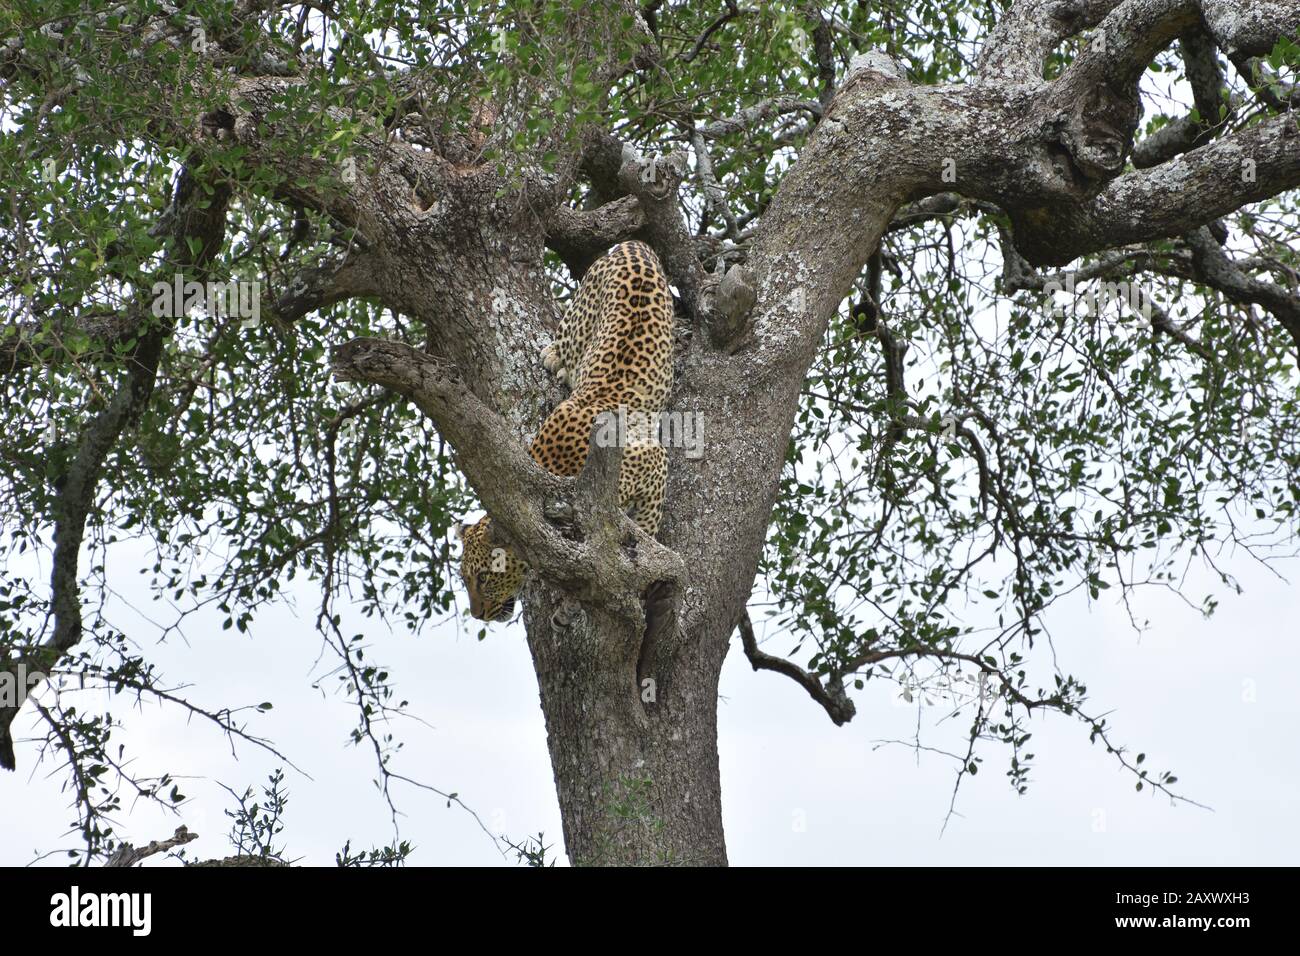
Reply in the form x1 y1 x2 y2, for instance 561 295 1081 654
542 342 562 375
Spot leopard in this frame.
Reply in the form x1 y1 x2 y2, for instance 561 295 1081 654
457 240 675 622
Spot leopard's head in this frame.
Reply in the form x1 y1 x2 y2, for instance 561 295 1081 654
456 517 524 622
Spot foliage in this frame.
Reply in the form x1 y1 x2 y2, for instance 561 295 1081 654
336 838 414 867
223 768 290 860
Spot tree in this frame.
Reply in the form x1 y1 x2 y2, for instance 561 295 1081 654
1 0 1298 866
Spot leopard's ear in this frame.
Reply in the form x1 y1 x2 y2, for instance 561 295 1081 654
454 521 472 541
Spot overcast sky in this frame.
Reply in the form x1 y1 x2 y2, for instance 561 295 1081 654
2 529 1296 866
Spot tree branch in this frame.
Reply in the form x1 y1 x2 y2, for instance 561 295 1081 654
1198 0 1300 59
1185 226 1300 352
682 1 749 63
1009 112 1300 265
696 96 823 140
1132 28 1236 168
105 827 199 867
329 338 684 617
737 610 857 725
544 196 645 278
1 169 231 770
267 250 382 326
977 0 1123 83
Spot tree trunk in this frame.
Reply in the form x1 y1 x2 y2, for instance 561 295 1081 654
524 597 729 865
517 311 847 865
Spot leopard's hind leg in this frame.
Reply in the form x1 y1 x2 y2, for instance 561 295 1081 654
542 258 610 390
620 441 668 535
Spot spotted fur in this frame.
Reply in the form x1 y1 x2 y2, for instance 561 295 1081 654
458 240 675 622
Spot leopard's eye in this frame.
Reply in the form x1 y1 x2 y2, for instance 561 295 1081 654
476 571 488 587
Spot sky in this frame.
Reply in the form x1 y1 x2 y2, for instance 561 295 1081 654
2 529 1296 866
